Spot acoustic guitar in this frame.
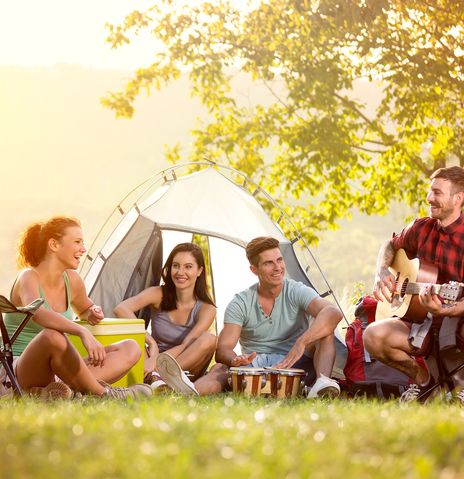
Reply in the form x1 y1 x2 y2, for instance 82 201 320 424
375 248 464 323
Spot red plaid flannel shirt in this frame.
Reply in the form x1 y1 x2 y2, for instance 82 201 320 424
391 214 464 284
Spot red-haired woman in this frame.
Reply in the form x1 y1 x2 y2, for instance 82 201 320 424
115 242 227 395
1 216 151 399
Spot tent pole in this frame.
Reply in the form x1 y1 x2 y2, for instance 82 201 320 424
206 235 218 337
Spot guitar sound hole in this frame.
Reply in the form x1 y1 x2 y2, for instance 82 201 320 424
400 278 408 298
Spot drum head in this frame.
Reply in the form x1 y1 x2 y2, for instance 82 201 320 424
229 367 265 375
265 367 305 376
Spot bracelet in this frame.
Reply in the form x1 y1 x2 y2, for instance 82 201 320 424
78 304 102 317
77 304 94 317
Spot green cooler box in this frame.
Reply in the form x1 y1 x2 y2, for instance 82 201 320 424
68 318 145 387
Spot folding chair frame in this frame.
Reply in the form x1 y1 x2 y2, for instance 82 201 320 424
417 327 464 402
0 295 44 397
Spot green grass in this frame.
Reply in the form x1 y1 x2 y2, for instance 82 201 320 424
1 395 463 479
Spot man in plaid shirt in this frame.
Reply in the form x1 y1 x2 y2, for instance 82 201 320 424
364 166 464 403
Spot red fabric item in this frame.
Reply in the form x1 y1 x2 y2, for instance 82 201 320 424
344 296 411 385
391 215 464 285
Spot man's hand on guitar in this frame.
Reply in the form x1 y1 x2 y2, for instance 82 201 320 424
419 284 464 317
373 267 396 303
419 284 443 314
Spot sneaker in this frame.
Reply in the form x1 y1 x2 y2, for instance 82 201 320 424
454 389 464 405
29 381 74 401
98 380 153 400
306 374 340 399
156 353 199 395
146 372 173 394
150 379 172 394
399 384 422 403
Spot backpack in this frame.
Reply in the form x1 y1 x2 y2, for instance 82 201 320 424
342 295 411 399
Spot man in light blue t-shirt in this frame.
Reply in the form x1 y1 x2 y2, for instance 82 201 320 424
216 236 342 398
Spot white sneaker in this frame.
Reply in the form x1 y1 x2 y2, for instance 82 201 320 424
399 384 422 403
306 374 340 399
156 353 199 396
455 389 464 405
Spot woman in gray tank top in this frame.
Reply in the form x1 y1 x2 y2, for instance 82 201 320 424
114 243 218 386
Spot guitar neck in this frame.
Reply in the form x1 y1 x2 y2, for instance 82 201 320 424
402 282 441 295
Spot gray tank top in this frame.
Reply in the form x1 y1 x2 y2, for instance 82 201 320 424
150 300 203 352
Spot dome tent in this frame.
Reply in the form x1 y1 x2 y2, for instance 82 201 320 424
80 162 347 375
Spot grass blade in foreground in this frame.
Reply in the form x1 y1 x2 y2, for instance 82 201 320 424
0 395 463 478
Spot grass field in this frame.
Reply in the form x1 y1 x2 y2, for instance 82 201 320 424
1 395 463 479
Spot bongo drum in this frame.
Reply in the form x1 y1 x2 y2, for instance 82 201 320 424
228 367 267 396
266 368 306 398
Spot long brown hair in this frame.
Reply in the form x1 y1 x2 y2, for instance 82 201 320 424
17 216 81 268
160 242 215 311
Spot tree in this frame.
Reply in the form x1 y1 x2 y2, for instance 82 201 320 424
103 0 464 243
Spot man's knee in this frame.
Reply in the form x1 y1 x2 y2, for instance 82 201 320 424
363 324 387 355
197 363 229 394
207 363 229 387
209 363 228 375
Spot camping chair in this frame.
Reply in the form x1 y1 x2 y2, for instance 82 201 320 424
0 295 44 397
415 318 464 402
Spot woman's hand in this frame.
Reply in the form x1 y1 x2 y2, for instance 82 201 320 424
144 355 158 379
144 333 159 378
80 328 106 367
86 305 104 325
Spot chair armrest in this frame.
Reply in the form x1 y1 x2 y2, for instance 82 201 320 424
0 296 44 315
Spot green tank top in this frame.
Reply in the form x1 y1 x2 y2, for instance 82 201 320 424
3 272 75 356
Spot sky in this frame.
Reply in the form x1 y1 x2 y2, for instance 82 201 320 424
0 0 193 292
0 0 155 69
0 0 392 299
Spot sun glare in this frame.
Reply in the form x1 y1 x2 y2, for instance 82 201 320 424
0 0 155 69
0 0 258 69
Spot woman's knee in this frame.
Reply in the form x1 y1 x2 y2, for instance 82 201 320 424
197 332 217 352
38 328 69 352
119 339 142 364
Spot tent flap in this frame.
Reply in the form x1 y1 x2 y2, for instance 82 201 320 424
89 216 161 316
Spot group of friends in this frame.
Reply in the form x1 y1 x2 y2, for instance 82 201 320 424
1 165 464 403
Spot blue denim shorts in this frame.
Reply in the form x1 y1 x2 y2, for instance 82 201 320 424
246 353 316 386
249 353 285 368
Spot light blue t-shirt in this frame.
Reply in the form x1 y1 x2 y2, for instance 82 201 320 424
224 278 318 355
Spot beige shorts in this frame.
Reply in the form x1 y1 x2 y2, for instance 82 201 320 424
0 357 19 398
